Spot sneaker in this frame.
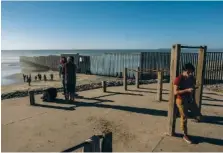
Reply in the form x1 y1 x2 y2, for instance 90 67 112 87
183 135 192 144
192 119 200 123
192 116 202 123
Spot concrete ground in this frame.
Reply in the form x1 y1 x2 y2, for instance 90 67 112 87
1 83 223 152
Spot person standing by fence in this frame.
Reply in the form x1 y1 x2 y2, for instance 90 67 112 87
173 63 202 144
59 57 67 96
64 56 77 101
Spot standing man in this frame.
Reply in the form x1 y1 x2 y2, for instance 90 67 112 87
59 57 67 96
173 63 202 144
71 56 78 97
65 56 77 101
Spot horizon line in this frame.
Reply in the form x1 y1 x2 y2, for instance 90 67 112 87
2 48 223 51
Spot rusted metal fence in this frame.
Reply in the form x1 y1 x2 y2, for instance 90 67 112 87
20 51 223 85
204 52 223 84
90 53 140 78
20 55 60 72
140 52 223 84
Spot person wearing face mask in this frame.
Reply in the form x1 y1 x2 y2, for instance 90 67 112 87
173 63 202 144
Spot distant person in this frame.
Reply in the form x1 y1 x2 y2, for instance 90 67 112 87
29 74 32 82
38 74 42 81
23 74 26 82
50 73 54 81
44 74 47 81
59 57 64 79
25 75 28 82
174 63 202 144
35 75 37 81
64 56 77 101
59 57 67 95
27 75 31 86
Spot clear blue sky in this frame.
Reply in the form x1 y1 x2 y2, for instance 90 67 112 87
2 1 223 50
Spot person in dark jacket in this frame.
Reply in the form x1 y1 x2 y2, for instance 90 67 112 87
64 56 77 101
59 57 67 96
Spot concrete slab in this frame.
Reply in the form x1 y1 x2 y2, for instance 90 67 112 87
153 135 223 152
1 83 223 152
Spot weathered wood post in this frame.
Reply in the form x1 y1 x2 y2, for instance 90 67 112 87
102 81 107 92
29 90 35 105
167 44 181 136
101 132 112 152
83 136 100 152
195 46 207 113
124 68 127 91
136 67 140 88
156 70 163 101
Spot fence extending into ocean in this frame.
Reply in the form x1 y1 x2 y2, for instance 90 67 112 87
19 51 223 85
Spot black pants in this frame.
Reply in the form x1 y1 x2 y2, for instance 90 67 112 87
62 79 66 94
65 83 76 94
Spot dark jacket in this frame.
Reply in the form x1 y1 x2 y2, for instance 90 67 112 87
65 62 77 84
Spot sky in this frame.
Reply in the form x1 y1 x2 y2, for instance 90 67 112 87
1 1 223 50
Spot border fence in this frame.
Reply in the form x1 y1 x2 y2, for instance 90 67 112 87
19 51 223 85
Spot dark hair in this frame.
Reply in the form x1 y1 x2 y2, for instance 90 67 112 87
69 56 74 62
182 63 195 72
63 56 67 63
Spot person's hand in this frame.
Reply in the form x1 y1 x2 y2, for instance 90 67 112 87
186 88 194 93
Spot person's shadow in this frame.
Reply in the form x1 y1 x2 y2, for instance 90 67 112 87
174 133 223 145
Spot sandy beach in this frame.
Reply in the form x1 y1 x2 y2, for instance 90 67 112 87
1 71 121 94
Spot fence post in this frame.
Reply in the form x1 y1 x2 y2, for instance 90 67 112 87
29 90 35 105
136 67 140 88
83 136 100 152
102 81 107 92
124 68 127 91
195 46 207 114
101 132 112 152
167 44 181 136
156 71 163 101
